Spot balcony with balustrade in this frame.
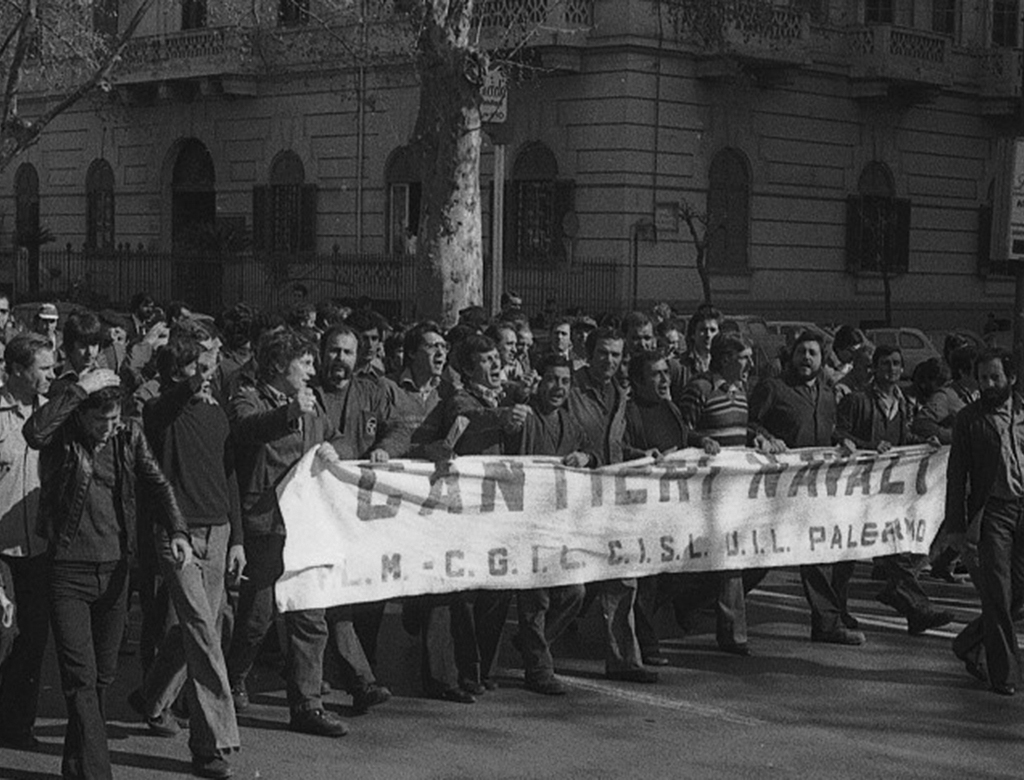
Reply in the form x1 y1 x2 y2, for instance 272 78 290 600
843 24 952 101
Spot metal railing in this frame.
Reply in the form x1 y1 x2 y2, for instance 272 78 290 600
5 247 625 321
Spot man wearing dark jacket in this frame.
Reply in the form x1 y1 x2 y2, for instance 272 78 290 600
25 370 192 780
748 330 865 646
945 348 1024 696
225 329 348 737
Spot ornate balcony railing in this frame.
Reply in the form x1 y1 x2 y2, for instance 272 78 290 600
671 1 810 66
476 0 593 31
115 27 256 86
844 24 952 86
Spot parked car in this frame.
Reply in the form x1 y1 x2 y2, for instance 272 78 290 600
923 328 986 359
863 327 941 377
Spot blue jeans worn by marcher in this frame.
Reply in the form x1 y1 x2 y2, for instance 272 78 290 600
50 559 129 780
143 524 240 757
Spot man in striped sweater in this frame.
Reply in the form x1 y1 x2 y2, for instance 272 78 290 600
678 333 770 655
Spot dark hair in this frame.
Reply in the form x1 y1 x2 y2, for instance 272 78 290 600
455 333 497 377
656 318 683 338
403 321 444 366
257 328 317 381
710 333 752 373
622 311 653 337
347 308 384 335
63 312 103 349
78 386 122 415
943 333 971 364
535 353 573 377
5 333 52 374
549 316 573 333
316 300 347 330
627 348 668 390
485 321 517 345
286 302 317 330
832 325 865 355
913 357 950 395
157 334 202 385
686 304 722 342
167 300 192 323
791 329 825 353
130 292 154 313
217 303 255 350
872 344 903 367
457 305 490 333
250 311 286 346
975 347 1016 380
585 327 624 360
948 345 976 380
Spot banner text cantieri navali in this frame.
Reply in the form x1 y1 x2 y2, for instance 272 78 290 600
274 444 948 612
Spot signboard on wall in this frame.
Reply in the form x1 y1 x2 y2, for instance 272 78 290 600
481 66 507 124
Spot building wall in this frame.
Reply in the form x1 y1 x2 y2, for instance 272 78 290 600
0 0 1017 331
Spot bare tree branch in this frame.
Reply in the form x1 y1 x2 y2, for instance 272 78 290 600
1 0 33 131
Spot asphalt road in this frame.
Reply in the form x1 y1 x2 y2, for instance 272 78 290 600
2 564 1021 780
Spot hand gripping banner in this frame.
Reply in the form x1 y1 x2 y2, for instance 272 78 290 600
274 443 948 612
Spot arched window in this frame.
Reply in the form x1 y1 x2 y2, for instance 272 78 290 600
706 148 751 273
253 151 317 253
385 146 421 256
505 142 573 264
86 159 115 251
864 0 894 24
171 138 215 251
993 0 1019 47
846 161 910 275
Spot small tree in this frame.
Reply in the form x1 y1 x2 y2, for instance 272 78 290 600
677 198 726 305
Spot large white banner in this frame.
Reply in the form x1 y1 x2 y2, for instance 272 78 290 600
274 444 948 612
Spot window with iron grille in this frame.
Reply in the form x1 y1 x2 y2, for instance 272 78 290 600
846 162 910 275
504 142 573 264
85 159 115 251
385 146 422 255
706 148 751 273
253 152 317 254
993 0 1019 46
931 0 956 35
864 0 894 23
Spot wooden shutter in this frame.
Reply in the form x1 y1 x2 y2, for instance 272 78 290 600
552 179 575 263
845 195 864 274
892 198 911 274
299 184 318 253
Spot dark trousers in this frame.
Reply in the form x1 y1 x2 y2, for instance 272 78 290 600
402 595 460 695
50 559 130 780
876 553 932 618
957 498 1024 688
517 585 584 682
634 576 661 658
0 553 50 739
227 534 370 713
352 600 387 670
451 590 512 686
800 561 856 634
663 570 754 648
325 605 377 695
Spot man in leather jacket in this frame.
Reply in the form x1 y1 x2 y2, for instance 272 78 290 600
24 369 191 780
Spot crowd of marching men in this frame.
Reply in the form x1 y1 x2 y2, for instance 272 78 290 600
0 290 991 779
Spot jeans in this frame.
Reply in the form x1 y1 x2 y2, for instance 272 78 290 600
517 585 584 682
0 553 50 739
142 524 239 757
50 559 129 780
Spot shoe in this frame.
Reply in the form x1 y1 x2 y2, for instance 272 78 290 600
525 677 568 696
129 689 180 737
907 610 954 636
875 590 899 611
717 643 751 657
965 659 988 684
992 683 1016 696
429 687 475 704
288 708 349 738
642 652 670 666
811 628 866 646
191 755 233 779
606 668 659 684
0 730 40 750
459 679 486 696
841 612 860 630
928 566 963 584
352 683 392 714
230 684 249 713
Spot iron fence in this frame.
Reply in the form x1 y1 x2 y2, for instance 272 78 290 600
3 247 626 320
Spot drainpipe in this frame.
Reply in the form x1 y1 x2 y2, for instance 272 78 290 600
355 0 367 253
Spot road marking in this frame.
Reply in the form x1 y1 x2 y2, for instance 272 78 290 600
560 676 766 727
747 588 962 639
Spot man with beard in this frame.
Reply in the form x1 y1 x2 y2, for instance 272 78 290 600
944 348 1024 695
748 330 865 645
835 345 953 636
568 327 658 682
507 354 597 695
317 324 393 711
